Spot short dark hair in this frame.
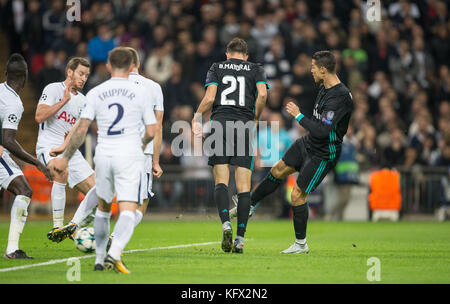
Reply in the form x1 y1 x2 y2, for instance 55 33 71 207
226 37 248 55
66 57 90 73
108 47 133 70
312 50 336 73
6 53 27 81
126 47 140 67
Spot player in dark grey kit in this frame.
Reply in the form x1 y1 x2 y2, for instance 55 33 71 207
192 38 268 253
232 50 354 253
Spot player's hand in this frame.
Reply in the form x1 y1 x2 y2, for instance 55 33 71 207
48 157 68 176
192 121 203 138
50 145 65 157
0 145 3 157
286 101 301 118
152 162 163 179
63 81 72 103
37 161 53 182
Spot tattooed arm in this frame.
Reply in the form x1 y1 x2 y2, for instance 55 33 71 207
50 118 92 174
62 118 91 160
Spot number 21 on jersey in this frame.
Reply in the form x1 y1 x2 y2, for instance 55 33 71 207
220 75 245 106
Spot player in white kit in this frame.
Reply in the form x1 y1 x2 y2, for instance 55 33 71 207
1 54 52 259
51 47 157 274
106 48 164 247
35 57 98 242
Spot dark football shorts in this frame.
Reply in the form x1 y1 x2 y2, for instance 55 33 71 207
207 119 256 170
282 138 336 194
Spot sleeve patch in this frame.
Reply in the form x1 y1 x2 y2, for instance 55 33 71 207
326 111 335 120
8 114 18 123
321 117 332 125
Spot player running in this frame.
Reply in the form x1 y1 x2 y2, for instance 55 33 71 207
106 47 163 246
1 54 52 259
51 47 157 274
192 38 268 253
35 57 98 242
232 50 354 253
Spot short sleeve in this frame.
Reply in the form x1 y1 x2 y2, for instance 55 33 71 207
153 83 164 111
143 102 157 125
255 64 270 89
38 84 58 106
80 90 96 121
1 103 23 130
204 63 219 88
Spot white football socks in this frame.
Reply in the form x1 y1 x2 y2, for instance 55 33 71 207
108 210 136 261
7 195 31 254
134 210 143 227
71 186 98 227
94 209 111 265
110 209 143 239
51 182 66 228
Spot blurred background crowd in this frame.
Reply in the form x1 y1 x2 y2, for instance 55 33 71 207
0 0 449 219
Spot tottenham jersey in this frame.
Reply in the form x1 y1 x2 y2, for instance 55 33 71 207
0 82 24 155
81 77 157 157
128 72 164 155
36 82 86 150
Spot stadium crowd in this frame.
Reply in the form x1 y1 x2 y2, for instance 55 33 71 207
1 0 449 213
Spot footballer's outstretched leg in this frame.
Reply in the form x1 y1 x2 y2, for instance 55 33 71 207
281 183 310 254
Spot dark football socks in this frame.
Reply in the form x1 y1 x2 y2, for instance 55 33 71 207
215 183 230 224
292 203 309 240
236 192 251 237
250 171 283 206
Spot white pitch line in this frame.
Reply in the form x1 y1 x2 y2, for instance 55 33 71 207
0 241 220 273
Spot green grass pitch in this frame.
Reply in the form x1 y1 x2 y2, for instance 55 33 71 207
0 219 449 284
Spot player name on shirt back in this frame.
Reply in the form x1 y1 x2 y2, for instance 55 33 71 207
218 63 251 71
97 88 136 101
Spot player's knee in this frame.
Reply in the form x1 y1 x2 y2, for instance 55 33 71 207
20 184 33 198
236 182 250 194
291 187 307 206
52 168 68 183
271 160 288 179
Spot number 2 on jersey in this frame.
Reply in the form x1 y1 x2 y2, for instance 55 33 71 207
107 103 124 135
220 75 245 106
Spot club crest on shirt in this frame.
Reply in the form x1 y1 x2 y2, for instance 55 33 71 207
326 111 335 121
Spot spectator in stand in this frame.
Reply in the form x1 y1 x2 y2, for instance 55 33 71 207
87 23 115 64
408 113 436 165
219 12 240 47
22 0 44 57
35 49 64 98
382 127 407 168
42 0 67 48
342 35 368 76
84 62 109 93
389 39 418 93
263 35 291 87
162 61 196 117
144 42 174 84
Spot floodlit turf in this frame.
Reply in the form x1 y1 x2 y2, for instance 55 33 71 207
0 219 449 284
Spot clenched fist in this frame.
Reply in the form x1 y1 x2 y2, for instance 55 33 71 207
286 101 301 118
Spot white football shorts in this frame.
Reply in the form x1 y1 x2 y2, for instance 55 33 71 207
143 154 154 200
0 153 23 190
37 148 94 188
94 153 145 205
